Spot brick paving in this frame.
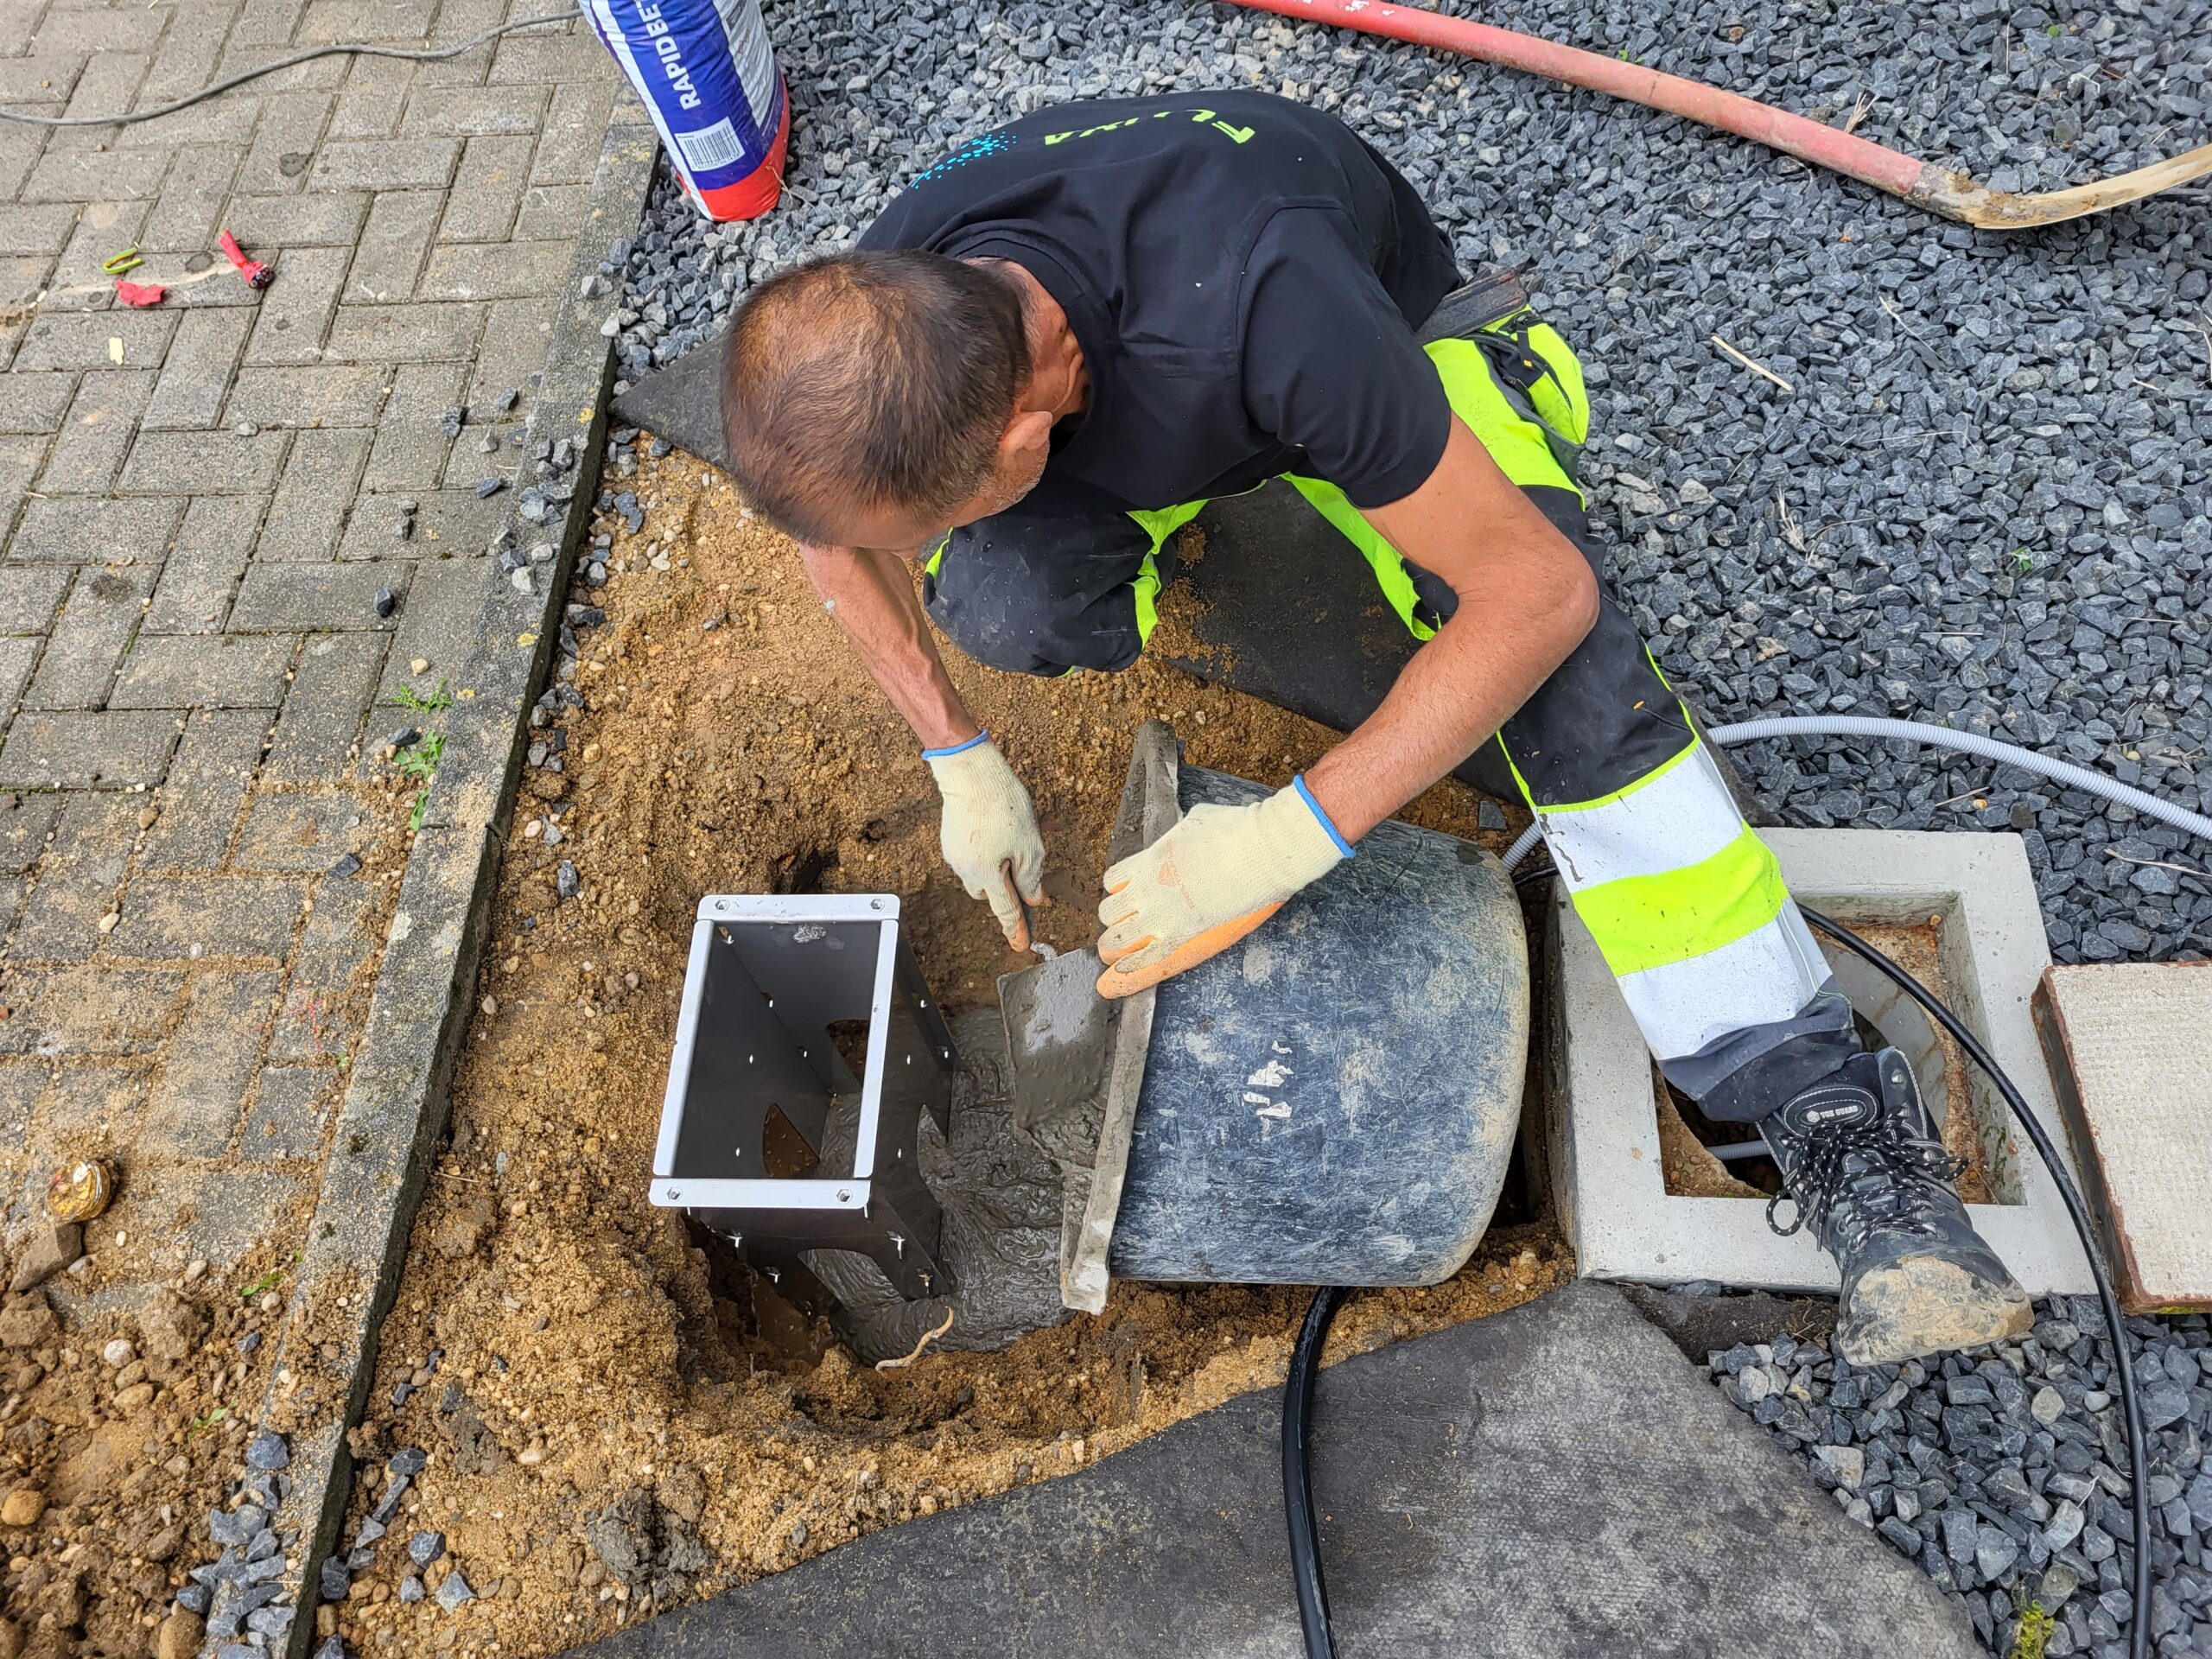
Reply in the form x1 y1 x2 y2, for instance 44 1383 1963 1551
0 0 627 1305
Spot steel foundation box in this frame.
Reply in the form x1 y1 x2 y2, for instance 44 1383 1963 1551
652 894 959 1305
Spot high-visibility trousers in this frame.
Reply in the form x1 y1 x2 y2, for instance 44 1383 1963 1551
924 308 1859 1120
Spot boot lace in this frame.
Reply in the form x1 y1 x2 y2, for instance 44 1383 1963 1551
1765 1116 1967 1249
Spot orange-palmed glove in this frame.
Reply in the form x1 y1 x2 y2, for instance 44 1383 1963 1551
1095 778 1351 999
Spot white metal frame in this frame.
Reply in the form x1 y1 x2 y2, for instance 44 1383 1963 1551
649 893 901 1213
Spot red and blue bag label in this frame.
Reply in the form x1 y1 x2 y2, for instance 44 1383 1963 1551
581 0 789 221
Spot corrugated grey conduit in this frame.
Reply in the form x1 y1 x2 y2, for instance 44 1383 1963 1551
1498 714 2212 873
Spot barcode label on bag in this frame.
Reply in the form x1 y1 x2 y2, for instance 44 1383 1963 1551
676 118 744 171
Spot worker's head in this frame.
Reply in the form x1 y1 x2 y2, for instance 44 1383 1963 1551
721 250 1050 551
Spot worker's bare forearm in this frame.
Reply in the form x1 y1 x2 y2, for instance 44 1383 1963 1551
1305 420 1600 842
794 542 979 751
1306 597 1589 841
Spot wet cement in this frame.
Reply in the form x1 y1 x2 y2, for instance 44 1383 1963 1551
807 1009 1071 1363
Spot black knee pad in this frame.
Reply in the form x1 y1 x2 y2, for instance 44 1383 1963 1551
925 515 1152 677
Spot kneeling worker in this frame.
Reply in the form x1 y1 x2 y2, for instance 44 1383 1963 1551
716 89 2031 1365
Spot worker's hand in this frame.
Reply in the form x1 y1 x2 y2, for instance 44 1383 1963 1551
1095 779 1351 999
925 734 1047 950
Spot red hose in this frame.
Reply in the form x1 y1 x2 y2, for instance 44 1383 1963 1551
1216 0 2212 228
1225 0 1924 195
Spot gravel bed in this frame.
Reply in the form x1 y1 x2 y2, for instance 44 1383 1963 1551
594 13 2208 1648
1709 1297 2212 1658
171 1428 308 1658
163 1433 442 1659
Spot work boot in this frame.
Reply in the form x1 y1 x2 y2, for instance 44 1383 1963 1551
1758 1047 2032 1366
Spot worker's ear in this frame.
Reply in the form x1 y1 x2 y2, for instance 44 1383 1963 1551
1000 405 1056 460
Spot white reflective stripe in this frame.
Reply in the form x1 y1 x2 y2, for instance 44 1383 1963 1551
1615 904 1827 1060
1537 742 1745 891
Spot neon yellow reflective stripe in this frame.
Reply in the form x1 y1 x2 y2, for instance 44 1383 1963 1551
1426 337 1580 500
924 536 948 580
1122 504 1205 652
1132 550 1160 644
1615 909 1828 1060
1255 323 1593 645
1571 824 1788 977
1517 321 1589 446
1127 499 1207 553
1535 741 1745 888
1280 474 1436 640
1274 327 1592 643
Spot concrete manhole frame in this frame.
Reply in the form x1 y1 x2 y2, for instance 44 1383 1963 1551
1541 827 2094 1295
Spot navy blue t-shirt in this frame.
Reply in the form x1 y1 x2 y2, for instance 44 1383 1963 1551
857 91 1461 518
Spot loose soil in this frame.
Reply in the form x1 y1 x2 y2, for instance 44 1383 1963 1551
335 440 1567 1658
1847 920 1994 1207
0 1249 327 1659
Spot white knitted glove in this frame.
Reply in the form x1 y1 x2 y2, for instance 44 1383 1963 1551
925 734 1046 950
1095 779 1350 998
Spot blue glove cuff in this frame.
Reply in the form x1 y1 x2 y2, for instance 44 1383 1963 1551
922 731 989 760
1292 775 1356 859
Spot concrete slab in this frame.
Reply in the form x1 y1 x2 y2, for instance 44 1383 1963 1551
2035 961 2212 1312
570 1281 1980 1659
609 332 729 468
1546 829 2094 1296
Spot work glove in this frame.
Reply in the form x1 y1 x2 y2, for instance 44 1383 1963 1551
1095 778 1351 999
925 733 1047 951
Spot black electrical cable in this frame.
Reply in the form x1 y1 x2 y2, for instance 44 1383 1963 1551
0 13 574 127
1797 906 2151 1659
1284 1283 1349 1659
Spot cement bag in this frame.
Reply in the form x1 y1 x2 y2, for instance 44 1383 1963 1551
580 0 790 221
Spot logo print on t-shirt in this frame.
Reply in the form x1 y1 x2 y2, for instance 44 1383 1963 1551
910 129 1016 189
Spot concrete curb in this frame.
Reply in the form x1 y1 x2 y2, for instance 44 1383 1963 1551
249 121 660 1659
1546 827 2095 1298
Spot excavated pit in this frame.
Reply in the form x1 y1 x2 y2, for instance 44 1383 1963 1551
1659 918 1993 1205
340 444 1568 1659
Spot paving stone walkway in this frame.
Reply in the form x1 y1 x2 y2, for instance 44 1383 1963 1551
0 0 622 1313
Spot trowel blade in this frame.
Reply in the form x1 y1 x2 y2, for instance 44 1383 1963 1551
997 947 1114 1165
